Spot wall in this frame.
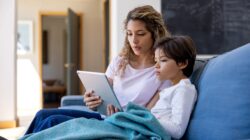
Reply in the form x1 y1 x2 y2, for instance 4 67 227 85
162 0 250 54
0 0 17 127
110 0 161 59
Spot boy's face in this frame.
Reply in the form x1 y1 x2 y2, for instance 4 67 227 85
154 48 186 84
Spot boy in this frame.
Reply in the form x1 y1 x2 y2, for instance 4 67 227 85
147 35 197 139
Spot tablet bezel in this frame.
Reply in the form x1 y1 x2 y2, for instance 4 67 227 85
77 70 123 115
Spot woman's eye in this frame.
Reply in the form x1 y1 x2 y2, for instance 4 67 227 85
137 33 145 36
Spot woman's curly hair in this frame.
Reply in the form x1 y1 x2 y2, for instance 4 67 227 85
117 5 171 76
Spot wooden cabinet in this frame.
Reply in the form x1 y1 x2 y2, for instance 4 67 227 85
43 85 66 108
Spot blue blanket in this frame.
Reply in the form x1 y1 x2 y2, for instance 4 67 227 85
20 103 170 140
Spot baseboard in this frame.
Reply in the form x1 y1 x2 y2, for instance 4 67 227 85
0 120 17 128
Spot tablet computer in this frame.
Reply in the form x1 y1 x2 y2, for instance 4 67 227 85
77 70 123 115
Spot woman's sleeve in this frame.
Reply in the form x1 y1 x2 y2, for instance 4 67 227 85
105 56 120 79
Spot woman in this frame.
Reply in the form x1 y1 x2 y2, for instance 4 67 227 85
25 5 171 135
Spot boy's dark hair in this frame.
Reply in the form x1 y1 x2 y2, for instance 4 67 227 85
154 35 197 77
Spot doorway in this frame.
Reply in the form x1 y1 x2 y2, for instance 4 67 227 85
39 10 83 108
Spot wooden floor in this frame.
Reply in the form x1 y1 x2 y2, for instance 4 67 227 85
0 127 26 140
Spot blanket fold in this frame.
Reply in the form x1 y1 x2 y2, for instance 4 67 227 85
20 103 170 140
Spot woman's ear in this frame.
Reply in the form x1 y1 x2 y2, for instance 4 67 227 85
178 60 188 70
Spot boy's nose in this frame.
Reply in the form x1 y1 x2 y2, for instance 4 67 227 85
154 62 160 68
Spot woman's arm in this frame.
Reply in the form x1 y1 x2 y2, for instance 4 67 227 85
146 91 160 110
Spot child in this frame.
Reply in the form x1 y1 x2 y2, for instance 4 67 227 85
148 35 197 139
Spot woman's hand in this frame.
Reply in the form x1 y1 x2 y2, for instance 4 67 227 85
83 90 102 110
107 104 119 116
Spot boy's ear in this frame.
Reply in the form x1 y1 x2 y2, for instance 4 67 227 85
178 60 188 70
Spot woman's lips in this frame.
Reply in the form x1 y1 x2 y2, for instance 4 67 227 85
133 46 141 50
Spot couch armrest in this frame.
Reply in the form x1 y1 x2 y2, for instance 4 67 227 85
60 95 86 107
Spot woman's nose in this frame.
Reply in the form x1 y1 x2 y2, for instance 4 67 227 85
132 36 139 44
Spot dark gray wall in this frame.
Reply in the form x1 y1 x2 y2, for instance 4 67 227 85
162 0 250 54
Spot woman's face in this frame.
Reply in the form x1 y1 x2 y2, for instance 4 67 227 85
126 20 154 56
154 48 185 84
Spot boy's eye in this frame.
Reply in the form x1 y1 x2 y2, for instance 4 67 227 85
160 59 167 62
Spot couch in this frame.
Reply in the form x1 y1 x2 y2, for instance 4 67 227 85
60 43 250 140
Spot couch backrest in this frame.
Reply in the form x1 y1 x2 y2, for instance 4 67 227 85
190 59 209 90
183 43 250 140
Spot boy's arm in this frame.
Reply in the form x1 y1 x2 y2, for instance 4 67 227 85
146 91 160 110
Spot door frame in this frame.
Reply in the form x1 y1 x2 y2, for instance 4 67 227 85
38 11 83 108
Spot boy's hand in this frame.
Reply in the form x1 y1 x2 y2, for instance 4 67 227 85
107 104 119 116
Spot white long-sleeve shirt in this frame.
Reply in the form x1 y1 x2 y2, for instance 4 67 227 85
151 79 197 139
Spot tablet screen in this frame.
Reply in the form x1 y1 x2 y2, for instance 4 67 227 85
77 70 123 115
